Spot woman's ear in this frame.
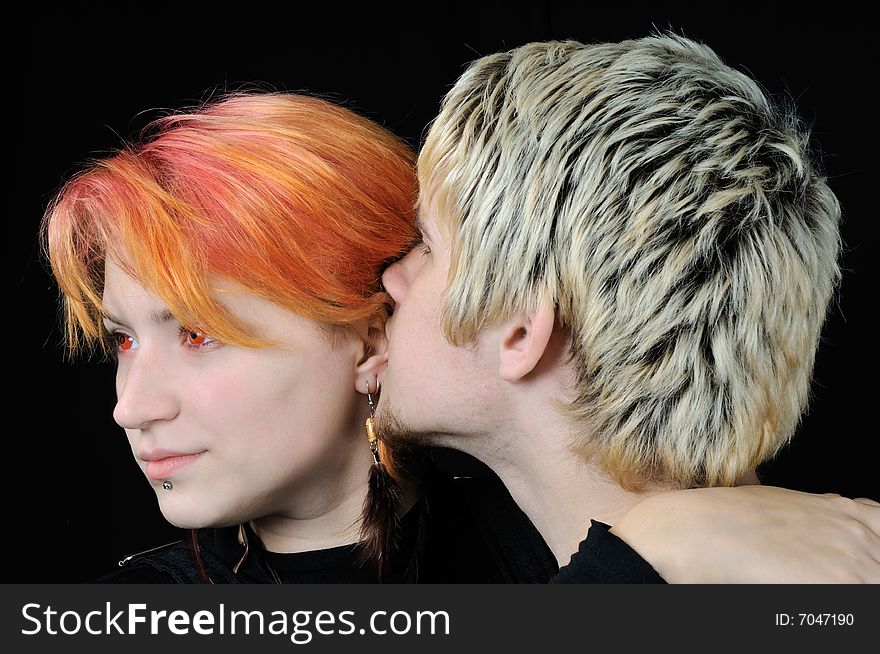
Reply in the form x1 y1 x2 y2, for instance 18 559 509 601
354 314 388 394
497 298 556 382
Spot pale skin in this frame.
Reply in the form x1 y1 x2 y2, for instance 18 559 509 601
376 200 880 583
102 257 387 554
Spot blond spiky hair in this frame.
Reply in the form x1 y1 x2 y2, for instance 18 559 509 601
419 35 841 489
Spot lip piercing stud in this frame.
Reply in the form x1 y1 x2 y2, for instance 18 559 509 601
162 481 173 491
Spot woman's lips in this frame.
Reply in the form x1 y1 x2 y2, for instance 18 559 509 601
144 452 204 480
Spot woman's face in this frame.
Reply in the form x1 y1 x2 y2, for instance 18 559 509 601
101 257 374 529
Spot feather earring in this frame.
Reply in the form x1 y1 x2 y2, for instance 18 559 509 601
359 379 403 581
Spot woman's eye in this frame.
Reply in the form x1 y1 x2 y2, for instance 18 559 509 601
112 332 138 352
188 330 207 345
182 327 216 350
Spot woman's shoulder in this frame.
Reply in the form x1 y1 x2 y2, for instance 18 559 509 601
96 530 242 584
96 539 193 583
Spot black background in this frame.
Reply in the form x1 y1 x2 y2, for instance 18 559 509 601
10 4 876 582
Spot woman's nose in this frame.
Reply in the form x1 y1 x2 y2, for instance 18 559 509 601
112 349 179 430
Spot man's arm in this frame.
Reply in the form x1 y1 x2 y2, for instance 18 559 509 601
610 486 880 583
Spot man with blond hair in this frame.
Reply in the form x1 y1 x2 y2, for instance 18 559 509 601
377 35 879 581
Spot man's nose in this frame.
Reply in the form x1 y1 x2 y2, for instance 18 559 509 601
381 257 410 304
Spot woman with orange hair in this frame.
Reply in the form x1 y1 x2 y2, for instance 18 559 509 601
42 92 427 582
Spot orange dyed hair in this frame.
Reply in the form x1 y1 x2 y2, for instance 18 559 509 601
42 92 417 355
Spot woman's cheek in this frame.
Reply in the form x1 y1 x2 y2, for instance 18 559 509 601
191 367 255 419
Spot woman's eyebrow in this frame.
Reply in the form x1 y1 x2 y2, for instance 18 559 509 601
149 309 177 325
101 308 177 327
100 309 126 327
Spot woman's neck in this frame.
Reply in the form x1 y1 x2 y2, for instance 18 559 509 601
250 446 375 554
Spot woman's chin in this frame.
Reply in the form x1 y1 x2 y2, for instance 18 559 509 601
157 501 246 531
155 492 214 530
159 510 207 530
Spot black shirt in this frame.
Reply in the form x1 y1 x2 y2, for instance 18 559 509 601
99 459 663 584
99 497 420 584
551 520 666 583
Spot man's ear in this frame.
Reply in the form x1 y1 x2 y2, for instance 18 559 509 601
354 314 388 394
498 298 556 382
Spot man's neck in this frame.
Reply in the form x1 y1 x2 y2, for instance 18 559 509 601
444 407 669 567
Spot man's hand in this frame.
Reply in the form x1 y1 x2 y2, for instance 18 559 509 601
610 486 880 583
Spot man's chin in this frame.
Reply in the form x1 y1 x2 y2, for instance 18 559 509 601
374 401 466 454
373 402 427 448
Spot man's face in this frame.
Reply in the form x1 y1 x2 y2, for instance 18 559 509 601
377 203 493 443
